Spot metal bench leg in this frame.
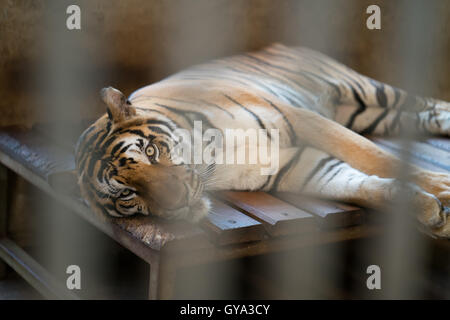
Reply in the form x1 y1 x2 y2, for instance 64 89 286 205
0 164 8 279
148 254 177 300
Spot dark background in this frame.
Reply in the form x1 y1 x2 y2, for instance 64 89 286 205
1 0 449 127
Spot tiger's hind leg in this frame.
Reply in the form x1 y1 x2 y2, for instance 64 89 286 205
271 146 450 238
335 102 450 137
332 76 450 137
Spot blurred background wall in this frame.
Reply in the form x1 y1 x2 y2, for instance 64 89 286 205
1 0 449 127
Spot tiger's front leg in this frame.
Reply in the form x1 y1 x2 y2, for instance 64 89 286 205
272 146 450 238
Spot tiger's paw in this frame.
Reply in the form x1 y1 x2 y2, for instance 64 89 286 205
412 170 450 207
428 207 450 239
407 170 450 238
409 187 447 230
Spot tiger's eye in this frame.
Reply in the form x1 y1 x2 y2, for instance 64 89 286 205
121 189 131 197
145 144 155 157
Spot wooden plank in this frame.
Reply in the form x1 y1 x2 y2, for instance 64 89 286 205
372 137 450 172
201 198 265 245
273 192 365 228
172 224 382 268
0 238 79 300
0 129 75 180
216 191 316 236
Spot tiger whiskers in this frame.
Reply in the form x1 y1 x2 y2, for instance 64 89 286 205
197 163 216 179
201 175 228 190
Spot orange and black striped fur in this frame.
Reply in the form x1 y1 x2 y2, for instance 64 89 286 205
76 44 450 238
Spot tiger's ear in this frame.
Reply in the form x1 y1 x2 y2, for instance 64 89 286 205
100 87 136 123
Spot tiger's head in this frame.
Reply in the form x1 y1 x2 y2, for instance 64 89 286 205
75 87 211 222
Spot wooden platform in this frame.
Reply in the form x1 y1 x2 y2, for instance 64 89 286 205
0 123 449 299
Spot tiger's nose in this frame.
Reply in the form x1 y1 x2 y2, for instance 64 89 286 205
150 175 190 210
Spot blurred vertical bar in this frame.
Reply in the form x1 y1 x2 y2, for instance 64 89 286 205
373 0 446 299
269 0 357 298
35 0 107 298
0 165 7 278
162 0 249 298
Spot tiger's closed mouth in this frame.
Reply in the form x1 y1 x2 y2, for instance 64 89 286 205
160 196 209 221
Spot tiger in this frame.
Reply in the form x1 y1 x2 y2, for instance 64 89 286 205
75 43 450 238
